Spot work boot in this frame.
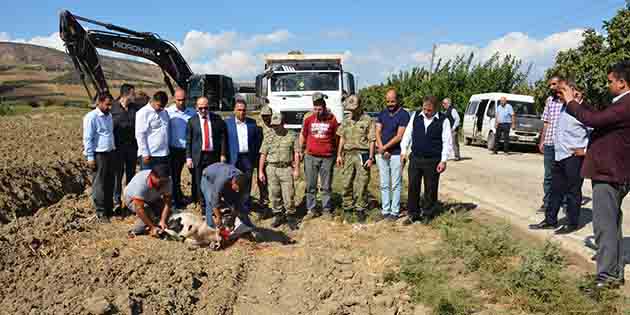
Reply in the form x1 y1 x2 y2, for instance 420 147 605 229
356 211 367 224
286 215 299 231
271 213 287 228
95 213 111 224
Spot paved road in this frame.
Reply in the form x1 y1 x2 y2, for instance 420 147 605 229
439 144 630 273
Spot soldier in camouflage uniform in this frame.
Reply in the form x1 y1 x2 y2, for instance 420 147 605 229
254 105 272 215
259 111 300 229
336 95 376 223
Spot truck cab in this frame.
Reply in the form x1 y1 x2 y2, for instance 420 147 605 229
463 93 542 150
255 53 355 129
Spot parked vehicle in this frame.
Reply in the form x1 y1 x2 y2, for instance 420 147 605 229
463 93 542 150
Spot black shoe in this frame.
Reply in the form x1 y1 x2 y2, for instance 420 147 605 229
537 205 546 213
286 215 299 230
528 220 558 230
555 224 578 235
492 151 498 155
582 277 625 297
356 211 367 224
271 214 287 228
385 214 398 222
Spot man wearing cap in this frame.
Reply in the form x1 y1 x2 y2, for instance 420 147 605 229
259 112 300 229
298 92 340 220
254 104 273 213
124 164 173 237
336 95 375 223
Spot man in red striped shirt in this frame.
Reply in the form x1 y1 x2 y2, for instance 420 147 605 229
298 92 339 220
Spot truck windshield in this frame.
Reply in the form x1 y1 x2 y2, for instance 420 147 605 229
510 101 539 118
271 72 339 92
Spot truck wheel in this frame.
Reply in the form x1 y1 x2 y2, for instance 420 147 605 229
487 132 495 151
464 137 472 145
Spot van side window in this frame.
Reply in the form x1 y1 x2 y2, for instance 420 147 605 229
466 101 479 115
486 100 496 117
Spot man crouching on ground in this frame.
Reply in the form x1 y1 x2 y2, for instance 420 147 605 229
125 164 172 237
201 162 255 230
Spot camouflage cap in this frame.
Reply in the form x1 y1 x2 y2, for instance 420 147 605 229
260 104 272 116
344 95 361 110
312 92 327 103
270 111 283 125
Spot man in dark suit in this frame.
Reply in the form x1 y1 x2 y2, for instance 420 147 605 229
186 96 227 210
561 61 630 292
225 99 263 211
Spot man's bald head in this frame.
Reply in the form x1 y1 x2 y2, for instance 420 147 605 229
196 97 209 107
174 88 186 109
500 96 507 105
385 89 398 111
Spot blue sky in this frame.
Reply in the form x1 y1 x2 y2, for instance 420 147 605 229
0 0 625 86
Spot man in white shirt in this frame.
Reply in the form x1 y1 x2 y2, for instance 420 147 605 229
166 88 196 209
135 91 170 171
401 96 452 224
442 98 461 161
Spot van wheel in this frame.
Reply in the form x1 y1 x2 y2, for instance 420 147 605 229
464 137 472 145
487 132 495 151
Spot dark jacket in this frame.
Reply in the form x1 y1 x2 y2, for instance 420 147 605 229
111 100 140 148
224 116 262 166
566 93 630 184
186 112 227 167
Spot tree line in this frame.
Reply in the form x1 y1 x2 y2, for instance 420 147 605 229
359 6 630 114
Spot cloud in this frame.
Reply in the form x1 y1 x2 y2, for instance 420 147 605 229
2 32 66 51
190 50 259 80
411 29 585 76
241 29 292 49
178 30 237 61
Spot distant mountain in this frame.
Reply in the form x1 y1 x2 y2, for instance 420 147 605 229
0 42 166 106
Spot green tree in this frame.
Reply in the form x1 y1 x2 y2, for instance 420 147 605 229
535 6 630 107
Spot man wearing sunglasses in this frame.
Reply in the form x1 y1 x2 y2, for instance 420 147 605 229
166 88 196 209
186 97 228 211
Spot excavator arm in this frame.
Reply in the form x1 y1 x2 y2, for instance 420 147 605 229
59 10 193 99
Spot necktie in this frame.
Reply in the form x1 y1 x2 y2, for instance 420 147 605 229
203 117 211 151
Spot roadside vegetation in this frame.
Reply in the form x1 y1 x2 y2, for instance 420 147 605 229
385 206 630 315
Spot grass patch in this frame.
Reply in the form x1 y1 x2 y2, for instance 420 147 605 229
0 103 33 116
388 211 630 315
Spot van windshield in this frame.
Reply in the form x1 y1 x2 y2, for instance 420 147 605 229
271 72 340 92
508 101 539 118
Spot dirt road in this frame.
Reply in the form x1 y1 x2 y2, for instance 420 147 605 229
440 144 630 273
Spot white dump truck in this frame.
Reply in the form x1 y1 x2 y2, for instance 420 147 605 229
255 52 356 128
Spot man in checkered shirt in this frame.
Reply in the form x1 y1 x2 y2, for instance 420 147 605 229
538 75 565 212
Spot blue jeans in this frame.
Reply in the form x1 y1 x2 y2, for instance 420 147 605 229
200 175 253 228
543 145 554 208
376 154 402 216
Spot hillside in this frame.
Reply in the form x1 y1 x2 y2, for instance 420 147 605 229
0 42 166 106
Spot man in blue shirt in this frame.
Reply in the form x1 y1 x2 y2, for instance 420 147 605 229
200 163 254 229
167 88 196 209
493 97 516 155
375 89 410 221
530 82 589 234
83 92 116 223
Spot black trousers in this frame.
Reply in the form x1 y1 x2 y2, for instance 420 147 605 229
139 155 169 171
235 153 254 210
192 151 220 207
113 145 137 207
169 147 192 208
494 123 511 153
407 156 441 217
545 155 584 226
92 151 116 216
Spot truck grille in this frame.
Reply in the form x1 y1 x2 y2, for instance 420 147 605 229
283 111 309 125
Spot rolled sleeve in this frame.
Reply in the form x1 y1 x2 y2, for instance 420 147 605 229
83 114 95 161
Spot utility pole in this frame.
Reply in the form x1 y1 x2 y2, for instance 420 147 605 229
428 43 437 80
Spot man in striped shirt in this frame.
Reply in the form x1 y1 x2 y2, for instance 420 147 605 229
538 76 564 213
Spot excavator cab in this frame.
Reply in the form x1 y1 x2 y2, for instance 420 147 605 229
187 75 235 111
